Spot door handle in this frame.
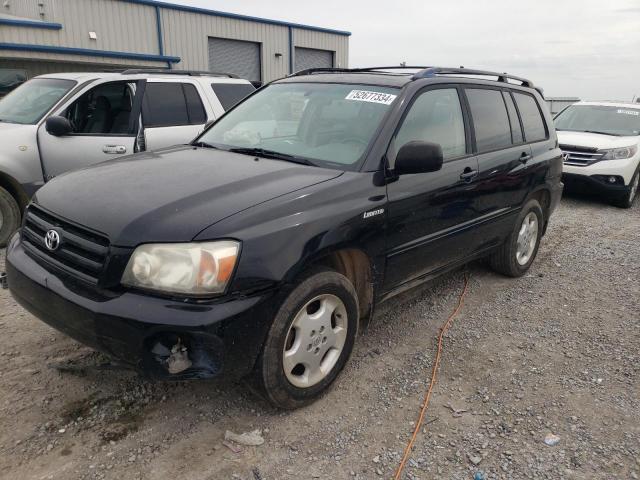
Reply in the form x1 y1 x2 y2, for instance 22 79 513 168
103 145 127 154
459 169 478 181
519 153 532 163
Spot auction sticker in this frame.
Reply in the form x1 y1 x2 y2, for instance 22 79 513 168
345 90 397 105
617 109 640 116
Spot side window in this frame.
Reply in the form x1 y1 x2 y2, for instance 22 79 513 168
64 81 134 135
391 88 466 165
183 84 207 124
211 83 256 110
513 92 547 142
465 88 512 152
502 91 523 144
142 82 207 127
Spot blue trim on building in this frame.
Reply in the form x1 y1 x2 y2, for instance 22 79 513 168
0 43 181 63
0 18 63 30
288 26 294 74
124 0 351 36
153 5 172 69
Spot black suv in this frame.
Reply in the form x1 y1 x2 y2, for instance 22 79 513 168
5 67 563 409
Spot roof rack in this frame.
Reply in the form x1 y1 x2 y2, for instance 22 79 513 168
289 65 534 88
120 68 238 78
411 67 534 88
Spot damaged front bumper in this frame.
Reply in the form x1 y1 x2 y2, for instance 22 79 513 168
5 235 276 381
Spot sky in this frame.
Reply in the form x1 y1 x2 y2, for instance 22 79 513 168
174 0 640 101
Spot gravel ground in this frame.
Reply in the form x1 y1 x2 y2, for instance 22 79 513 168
0 192 638 480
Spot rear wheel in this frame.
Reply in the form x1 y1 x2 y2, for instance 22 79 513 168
255 269 359 409
0 187 20 248
489 199 543 277
611 169 639 209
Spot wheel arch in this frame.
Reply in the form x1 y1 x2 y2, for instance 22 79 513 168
290 247 375 327
0 171 29 212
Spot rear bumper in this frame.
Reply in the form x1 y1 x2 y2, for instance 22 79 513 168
6 233 276 380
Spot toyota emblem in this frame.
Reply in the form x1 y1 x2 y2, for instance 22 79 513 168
44 230 60 251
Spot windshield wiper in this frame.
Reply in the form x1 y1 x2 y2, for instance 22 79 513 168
192 141 219 149
228 147 315 166
582 130 621 137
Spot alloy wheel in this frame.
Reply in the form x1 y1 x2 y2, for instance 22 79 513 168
516 212 539 265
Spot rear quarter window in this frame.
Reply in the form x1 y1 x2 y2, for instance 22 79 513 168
465 88 512 152
211 83 256 111
513 92 547 142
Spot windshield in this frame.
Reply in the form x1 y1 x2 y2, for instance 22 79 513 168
198 82 400 169
554 104 640 137
0 78 76 124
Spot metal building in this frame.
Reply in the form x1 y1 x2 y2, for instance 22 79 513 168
545 97 580 116
0 0 350 82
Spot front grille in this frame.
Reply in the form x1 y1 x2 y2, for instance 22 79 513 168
21 205 110 284
559 144 604 167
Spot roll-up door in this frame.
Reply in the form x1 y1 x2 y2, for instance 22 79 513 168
294 47 334 71
208 37 261 82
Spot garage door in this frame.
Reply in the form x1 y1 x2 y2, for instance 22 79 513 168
295 47 334 72
208 37 261 82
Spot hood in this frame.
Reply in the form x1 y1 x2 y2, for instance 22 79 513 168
34 145 343 246
557 130 640 150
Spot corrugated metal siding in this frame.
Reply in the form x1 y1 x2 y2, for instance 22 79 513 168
1 0 350 81
0 49 166 67
0 0 58 22
293 28 349 69
161 8 290 80
0 58 148 78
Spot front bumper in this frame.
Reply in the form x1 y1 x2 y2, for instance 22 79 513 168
562 172 629 198
5 234 276 380
563 156 639 185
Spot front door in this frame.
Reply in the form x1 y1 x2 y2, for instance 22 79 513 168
384 86 482 291
37 79 145 179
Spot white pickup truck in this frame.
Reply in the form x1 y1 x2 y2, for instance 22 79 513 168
0 69 255 245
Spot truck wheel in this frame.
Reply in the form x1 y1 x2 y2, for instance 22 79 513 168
0 187 20 248
611 169 639 209
489 199 543 278
255 268 359 409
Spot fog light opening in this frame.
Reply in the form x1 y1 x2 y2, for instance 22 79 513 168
608 176 617 184
167 338 192 374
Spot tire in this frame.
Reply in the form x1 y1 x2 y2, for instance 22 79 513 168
489 199 544 278
0 187 21 248
611 169 639 209
254 268 359 409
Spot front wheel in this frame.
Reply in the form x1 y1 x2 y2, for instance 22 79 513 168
0 187 21 248
489 199 544 277
254 269 359 409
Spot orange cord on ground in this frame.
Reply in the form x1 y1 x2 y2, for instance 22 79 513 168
394 274 469 480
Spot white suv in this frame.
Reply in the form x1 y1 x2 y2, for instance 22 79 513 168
555 101 640 208
0 69 255 245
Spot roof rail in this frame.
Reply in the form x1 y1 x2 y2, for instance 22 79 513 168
412 67 534 88
120 68 238 78
288 65 535 89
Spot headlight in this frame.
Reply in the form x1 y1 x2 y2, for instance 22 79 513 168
122 241 240 296
600 145 638 160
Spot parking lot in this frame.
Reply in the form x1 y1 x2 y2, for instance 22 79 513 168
0 193 638 480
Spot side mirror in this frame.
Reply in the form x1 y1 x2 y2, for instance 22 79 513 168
394 141 444 175
45 116 73 136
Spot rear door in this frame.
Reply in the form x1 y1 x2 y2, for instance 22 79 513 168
37 79 145 179
384 85 481 291
463 87 533 246
141 80 210 151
